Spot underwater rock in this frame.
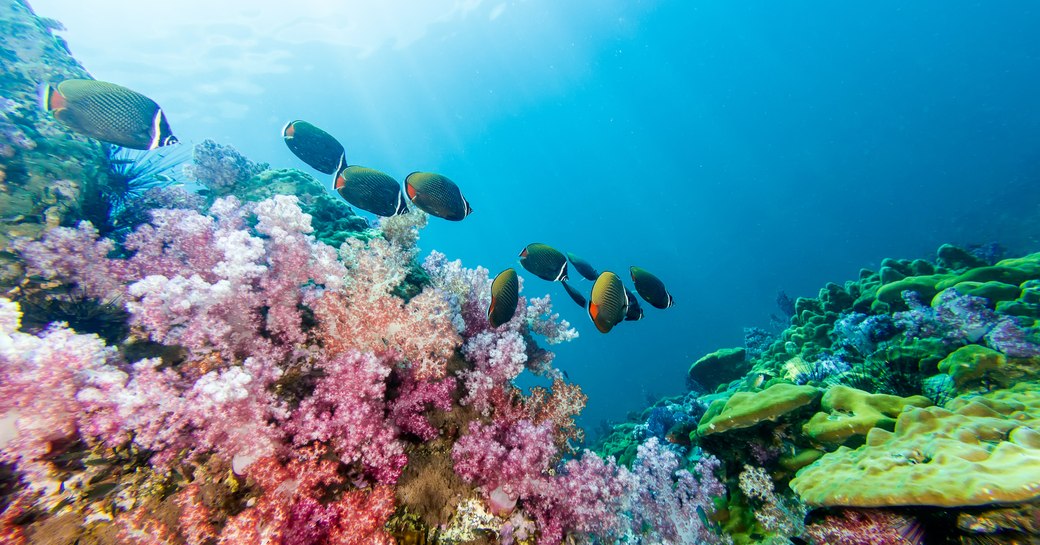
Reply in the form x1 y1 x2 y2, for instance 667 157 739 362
688 347 748 391
937 243 988 271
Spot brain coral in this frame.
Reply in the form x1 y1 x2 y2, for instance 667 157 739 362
790 382 1040 507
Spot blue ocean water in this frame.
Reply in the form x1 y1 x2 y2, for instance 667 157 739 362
33 0 1040 435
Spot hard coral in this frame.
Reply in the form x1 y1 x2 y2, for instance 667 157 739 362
791 381 1040 507
183 139 267 197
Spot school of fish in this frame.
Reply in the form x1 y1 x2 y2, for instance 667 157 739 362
41 78 674 335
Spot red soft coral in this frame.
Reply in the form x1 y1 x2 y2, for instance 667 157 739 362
222 446 396 545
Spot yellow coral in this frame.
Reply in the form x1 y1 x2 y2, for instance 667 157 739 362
791 382 1040 507
802 386 932 446
697 383 820 436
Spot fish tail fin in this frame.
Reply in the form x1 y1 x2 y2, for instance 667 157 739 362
147 109 165 150
395 192 409 215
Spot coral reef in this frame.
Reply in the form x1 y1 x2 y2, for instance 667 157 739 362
183 139 369 247
7 2 1040 543
1 125 730 544
791 381 1040 507
596 242 1040 544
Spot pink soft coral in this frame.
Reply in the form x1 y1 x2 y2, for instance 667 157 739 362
285 350 406 484
0 299 119 483
805 508 923 545
629 438 729 545
20 196 346 362
312 238 460 380
422 251 576 408
523 451 636 545
388 369 455 441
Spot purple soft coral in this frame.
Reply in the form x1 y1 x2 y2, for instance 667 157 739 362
894 289 998 345
628 438 729 545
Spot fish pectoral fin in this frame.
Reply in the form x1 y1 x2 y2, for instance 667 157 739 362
52 108 91 134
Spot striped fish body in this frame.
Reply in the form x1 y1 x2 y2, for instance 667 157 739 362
519 243 568 282
488 268 519 327
283 120 345 174
630 266 674 309
334 165 408 217
44 79 176 150
589 271 628 333
405 172 472 221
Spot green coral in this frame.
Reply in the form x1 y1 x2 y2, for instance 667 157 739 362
938 344 1040 393
802 385 932 447
697 383 820 437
